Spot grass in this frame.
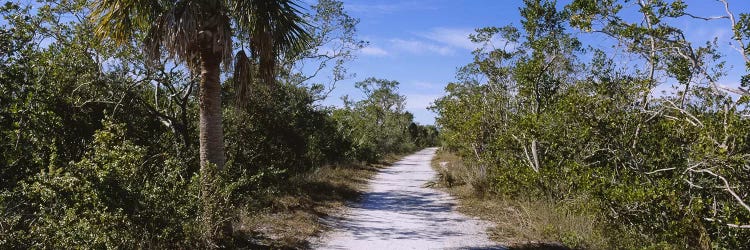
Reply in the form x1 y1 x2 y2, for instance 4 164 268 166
430 149 608 250
233 155 402 249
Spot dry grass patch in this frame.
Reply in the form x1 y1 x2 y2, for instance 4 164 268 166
235 156 399 248
431 150 608 250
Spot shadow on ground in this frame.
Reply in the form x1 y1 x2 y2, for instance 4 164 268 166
233 161 393 249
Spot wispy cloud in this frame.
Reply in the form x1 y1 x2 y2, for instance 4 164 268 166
346 1 437 14
390 39 454 56
405 93 442 110
419 28 478 51
412 81 439 89
365 27 517 57
684 24 732 45
360 45 390 57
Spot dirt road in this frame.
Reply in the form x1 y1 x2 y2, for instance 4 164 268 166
314 147 503 250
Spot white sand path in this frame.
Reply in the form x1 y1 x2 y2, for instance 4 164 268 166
314 147 504 250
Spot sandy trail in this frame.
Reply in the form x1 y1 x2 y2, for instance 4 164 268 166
314 147 504 250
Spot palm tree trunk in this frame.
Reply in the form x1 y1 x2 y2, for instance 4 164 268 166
198 30 226 170
197 29 227 247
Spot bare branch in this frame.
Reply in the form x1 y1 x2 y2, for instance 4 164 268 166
531 139 540 172
690 168 750 214
646 167 675 175
718 0 750 65
684 179 704 189
683 13 728 21
512 135 539 172
703 218 750 229
664 99 704 127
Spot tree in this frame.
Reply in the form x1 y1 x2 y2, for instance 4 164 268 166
334 77 414 160
89 0 311 245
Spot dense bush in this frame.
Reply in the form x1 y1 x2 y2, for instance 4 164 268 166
332 77 431 161
0 0 436 248
431 0 750 248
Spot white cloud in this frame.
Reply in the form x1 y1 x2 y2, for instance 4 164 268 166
684 24 732 45
419 27 519 52
390 39 454 56
360 45 389 56
347 1 437 14
412 81 439 89
419 28 478 51
364 27 512 57
405 93 442 110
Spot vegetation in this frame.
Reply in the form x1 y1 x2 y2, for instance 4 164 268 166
431 0 750 249
0 0 435 248
6 0 750 248
335 77 439 161
89 0 311 244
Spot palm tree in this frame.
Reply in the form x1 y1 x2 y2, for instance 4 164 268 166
90 0 309 245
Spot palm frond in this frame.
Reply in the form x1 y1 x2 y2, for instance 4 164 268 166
92 0 233 71
233 50 253 107
229 0 312 86
90 0 160 45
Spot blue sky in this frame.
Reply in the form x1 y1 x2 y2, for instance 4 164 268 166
5 1 743 125
318 0 749 125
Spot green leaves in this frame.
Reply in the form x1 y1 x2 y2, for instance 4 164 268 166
434 0 750 248
334 78 423 161
89 0 160 45
1 0 370 248
736 13 750 52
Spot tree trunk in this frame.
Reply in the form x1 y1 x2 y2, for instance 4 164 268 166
197 30 227 248
198 30 226 171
